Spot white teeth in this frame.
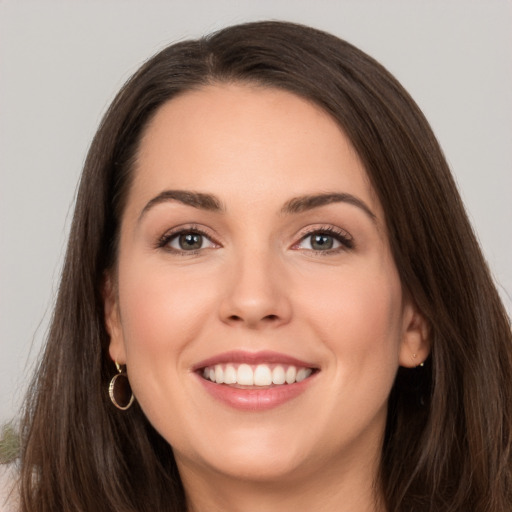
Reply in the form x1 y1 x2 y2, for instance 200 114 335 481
285 366 297 384
237 364 254 386
223 364 237 384
214 365 224 384
254 365 272 386
202 363 314 386
296 368 312 382
272 365 286 385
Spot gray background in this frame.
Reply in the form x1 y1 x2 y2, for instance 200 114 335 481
1 0 511 425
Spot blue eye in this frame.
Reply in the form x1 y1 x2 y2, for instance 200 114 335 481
296 228 353 252
299 233 341 251
174 233 205 250
160 230 217 252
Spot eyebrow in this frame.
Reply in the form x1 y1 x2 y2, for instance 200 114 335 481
281 192 376 221
139 190 224 221
138 189 376 223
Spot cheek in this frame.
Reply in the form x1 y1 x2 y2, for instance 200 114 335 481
308 263 405 439
115 259 215 414
298 260 404 373
115 258 218 427
117 258 215 350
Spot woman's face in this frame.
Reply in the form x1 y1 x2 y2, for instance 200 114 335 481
106 84 428 485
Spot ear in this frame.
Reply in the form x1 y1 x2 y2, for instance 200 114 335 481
398 297 430 368
103 272 127 365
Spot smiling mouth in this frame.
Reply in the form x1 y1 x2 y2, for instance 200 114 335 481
199 363 316 387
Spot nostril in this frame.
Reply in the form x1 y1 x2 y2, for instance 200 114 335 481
227 313 279 323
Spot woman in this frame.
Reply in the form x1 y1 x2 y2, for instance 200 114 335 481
8 20 512 512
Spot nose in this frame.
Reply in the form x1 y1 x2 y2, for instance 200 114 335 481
218 248 292 329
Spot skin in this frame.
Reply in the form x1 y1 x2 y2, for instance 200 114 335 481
105 84 429 512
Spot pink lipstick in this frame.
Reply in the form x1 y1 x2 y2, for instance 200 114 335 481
193 350 318 411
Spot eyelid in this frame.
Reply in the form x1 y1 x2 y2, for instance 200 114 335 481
156 224 221 254
291 224 354 252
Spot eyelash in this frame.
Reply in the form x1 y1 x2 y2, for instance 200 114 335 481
293 226 354 254
156 224 354 256
156 225 218 255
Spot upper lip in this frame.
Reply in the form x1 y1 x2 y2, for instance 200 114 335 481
192 350 318 371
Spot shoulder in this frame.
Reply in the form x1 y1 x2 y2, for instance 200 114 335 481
0 464 19 512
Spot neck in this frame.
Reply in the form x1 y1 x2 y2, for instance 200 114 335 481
179 443 385 512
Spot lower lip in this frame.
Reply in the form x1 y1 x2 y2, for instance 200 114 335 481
197 373 317 411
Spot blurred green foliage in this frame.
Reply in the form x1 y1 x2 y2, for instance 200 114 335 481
0 422 20 464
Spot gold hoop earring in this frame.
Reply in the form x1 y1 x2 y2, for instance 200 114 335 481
109 362 134 410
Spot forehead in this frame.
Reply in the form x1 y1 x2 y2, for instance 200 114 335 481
130 83 381 217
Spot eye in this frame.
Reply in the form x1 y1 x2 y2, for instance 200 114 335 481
294 227 353 252
159 228 217 253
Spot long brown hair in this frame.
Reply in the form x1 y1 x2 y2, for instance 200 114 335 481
19 21 512 511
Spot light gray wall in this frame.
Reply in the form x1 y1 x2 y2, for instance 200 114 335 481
1 0 511 424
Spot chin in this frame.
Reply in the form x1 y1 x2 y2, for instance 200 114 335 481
174 422 328 484
202 449 309 483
